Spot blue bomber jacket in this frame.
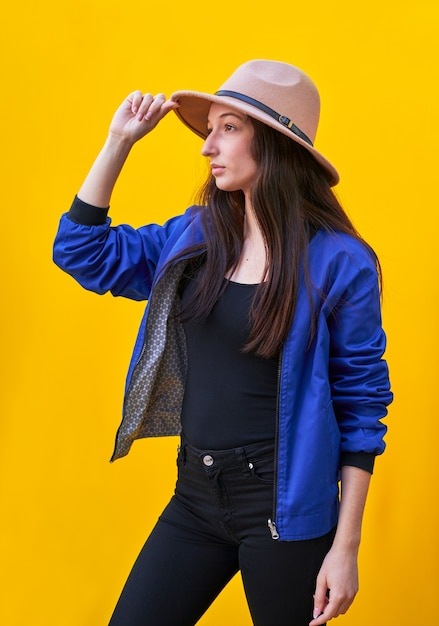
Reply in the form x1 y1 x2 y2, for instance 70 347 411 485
53 197 392 541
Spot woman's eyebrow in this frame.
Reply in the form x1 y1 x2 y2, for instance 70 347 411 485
207 111 246 124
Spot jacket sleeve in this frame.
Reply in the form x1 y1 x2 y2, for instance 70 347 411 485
53 196 190 301
327 251 392 458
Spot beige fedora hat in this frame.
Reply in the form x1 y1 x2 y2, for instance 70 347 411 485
171 60 339 186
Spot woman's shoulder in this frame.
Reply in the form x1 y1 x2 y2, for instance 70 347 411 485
310 229 377 266
156 204 204 235
309 229 379 293
172 204 204 226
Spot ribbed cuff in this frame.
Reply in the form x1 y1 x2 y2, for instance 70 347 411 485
340 451 376 474
67 195 110 226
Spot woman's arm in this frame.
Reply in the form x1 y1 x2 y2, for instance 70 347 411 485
310 465 371 625
53 92 182 300
77 91 179 208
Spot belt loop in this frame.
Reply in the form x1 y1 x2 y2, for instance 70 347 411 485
177 441 187 466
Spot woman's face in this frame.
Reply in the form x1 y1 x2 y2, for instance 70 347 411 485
201 103 258 197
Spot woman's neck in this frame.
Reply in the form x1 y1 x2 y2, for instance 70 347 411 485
243 201 261 237
226 200 267 284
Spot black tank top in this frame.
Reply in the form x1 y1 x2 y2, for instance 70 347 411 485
180 276 279 449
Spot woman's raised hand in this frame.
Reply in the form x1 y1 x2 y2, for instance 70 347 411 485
109 91 179 145
76 92 179 208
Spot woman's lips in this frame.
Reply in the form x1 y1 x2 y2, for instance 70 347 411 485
210 164 225 176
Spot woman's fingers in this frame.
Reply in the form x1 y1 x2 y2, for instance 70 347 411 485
129 90 146 115
134 92 154 120
143 92 166 121
125 91 179 123
109 91 179 143
131 92 165 122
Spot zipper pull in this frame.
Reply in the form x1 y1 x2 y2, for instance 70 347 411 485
267 519 279 540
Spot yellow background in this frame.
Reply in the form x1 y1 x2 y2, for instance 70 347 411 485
1 1 438 624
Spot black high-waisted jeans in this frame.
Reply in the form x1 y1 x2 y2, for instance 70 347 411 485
108 437 335 626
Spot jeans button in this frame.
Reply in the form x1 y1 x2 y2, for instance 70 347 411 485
203 454 214 466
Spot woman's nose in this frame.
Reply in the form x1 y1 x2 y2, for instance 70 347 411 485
201 133 217 157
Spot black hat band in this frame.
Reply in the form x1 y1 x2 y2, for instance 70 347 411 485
215 90 313 147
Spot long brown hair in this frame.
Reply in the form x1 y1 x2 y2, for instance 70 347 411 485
178 118 377 359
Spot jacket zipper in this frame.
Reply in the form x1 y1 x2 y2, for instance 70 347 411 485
267 350 282 540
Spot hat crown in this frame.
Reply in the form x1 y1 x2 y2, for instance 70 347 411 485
218 60 320 143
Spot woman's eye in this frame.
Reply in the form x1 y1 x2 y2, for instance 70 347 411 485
206 128 212 136
225 124 235 131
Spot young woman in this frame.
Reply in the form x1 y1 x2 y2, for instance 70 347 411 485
53 60 392 626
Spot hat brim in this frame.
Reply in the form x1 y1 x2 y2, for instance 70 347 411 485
170 90 339 186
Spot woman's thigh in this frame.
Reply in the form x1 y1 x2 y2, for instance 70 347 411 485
239 527 336 626
108 496 240 626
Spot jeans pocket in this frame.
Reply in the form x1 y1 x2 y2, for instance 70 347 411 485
247 455 275 484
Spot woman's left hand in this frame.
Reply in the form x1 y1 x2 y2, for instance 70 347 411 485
309 546 359 625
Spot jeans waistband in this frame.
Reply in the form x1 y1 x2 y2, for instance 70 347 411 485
179 433 275 470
